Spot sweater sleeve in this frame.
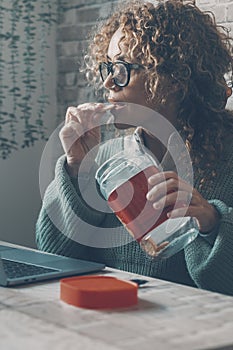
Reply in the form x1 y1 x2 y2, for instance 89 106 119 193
184 199 233 295
36 154 121 261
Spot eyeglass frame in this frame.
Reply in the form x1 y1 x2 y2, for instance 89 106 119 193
99 60 144 87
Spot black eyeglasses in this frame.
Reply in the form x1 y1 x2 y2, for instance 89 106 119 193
99 60 143 87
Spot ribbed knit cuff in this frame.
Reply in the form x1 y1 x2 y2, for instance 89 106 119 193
208 199 231 216
199 199 230 245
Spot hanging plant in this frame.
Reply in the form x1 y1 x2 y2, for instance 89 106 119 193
5 1 22 157
0 0 58 159
20 0 38 148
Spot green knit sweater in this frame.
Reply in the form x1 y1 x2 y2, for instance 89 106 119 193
36 130 233 296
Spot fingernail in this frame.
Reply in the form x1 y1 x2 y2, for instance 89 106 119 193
148 176 155 184
153 202 161 209
146 192 152 200
114 104 126 110
103 104 114 110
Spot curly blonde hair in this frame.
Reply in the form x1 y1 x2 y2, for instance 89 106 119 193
84 0 233 176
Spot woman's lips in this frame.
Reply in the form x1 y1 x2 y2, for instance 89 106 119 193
108 98 118 103
108 97 125 103
108 99 126 110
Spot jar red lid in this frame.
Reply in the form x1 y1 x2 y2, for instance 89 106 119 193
60 275 138 309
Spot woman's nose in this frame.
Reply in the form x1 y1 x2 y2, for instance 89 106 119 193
103 74 120 91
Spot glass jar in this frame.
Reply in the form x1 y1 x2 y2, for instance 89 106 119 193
95 147 198 259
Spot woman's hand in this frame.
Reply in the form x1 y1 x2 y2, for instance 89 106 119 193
146 171 220 233
59 103 114 177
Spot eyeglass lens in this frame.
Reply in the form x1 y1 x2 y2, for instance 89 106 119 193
100 62 128 86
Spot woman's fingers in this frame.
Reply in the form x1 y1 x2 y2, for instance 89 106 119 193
167 204 195 219
147 171 193 202
149 189 193 210
148 171 178 186
62 103 109 153
59 103 116 177
59 121 84 154
167 192 220 233
65 103 115 133
146 170 220 233
146 171 195 220
60 120 84 137
65 106 80 123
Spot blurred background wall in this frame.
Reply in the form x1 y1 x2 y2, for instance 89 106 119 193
0 0 232 248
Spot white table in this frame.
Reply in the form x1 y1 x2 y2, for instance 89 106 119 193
0 247 233 350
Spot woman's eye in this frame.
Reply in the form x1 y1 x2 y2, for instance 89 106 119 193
114 64 126 76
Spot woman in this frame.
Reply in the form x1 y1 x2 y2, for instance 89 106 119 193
36 0 233 295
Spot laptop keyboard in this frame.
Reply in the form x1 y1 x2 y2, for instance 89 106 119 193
1 258 59 279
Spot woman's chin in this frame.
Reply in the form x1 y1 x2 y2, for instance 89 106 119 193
114 122 134 129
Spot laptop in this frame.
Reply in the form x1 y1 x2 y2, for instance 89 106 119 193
0 244 105 287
